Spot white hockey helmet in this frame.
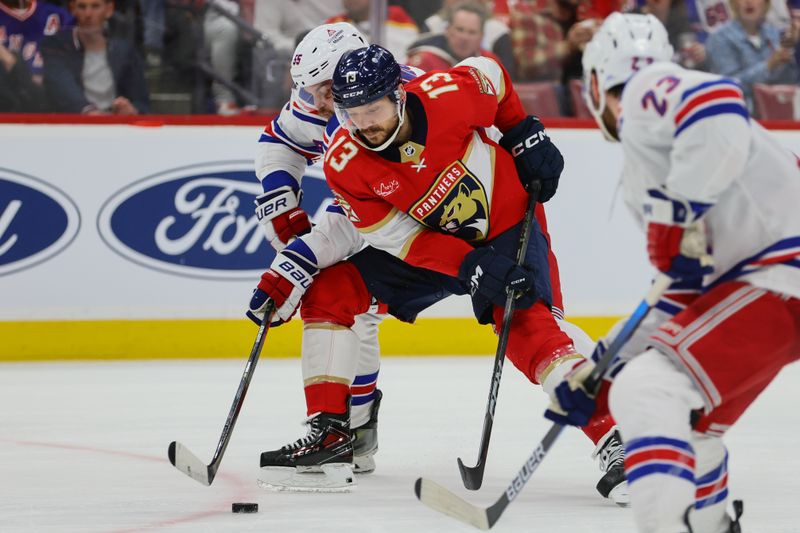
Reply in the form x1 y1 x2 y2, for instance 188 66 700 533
582 13 673 137
290 22 368 88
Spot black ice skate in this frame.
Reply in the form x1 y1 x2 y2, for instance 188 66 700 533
594 429 630 507
257 411 356 493
352 389 382 474
684 499 744 533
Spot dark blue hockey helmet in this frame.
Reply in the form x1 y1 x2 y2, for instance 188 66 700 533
332 44 402 109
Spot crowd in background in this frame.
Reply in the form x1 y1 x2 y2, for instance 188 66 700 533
1 0 799 117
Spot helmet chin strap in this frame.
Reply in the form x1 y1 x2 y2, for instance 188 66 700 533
354 94 407 152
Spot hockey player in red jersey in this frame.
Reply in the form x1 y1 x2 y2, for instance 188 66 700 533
310 43 626 501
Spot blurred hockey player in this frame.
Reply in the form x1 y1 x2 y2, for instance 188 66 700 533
266 42 628 502
252 22 394 488
546 12 800 532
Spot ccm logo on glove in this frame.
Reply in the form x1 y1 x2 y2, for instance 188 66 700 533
510 130 548 157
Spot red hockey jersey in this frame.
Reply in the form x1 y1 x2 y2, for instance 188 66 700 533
324 57 544 278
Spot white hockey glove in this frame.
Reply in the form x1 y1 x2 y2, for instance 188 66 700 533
247 246 318 326
254 186 311 252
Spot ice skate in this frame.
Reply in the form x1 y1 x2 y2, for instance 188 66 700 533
352 389 382 474
684 499 744 532
258 411 356 493
594 429 629 506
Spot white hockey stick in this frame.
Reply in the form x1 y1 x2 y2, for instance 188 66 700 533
415 274 673 529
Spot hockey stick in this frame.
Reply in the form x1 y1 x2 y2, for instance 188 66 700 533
168 302 275 486
417 273 673 529
457 184 540 490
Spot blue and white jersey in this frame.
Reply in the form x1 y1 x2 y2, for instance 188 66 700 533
254 64 423 270
0 0 73 75
618 61 800 300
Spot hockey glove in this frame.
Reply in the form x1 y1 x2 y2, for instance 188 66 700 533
458 246 537 309
544 359 598 427
643 188 713 281
247 246 318 326
254 186 311 252
499 116 564 202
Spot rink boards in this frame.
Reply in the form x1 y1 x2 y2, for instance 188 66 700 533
1 122 798 360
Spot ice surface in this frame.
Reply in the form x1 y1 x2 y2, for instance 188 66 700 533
1 357 798 532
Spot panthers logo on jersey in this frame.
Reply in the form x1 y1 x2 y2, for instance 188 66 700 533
410 161 489 242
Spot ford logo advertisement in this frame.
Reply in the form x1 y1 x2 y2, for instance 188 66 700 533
0 168 81 277
97 161 333 280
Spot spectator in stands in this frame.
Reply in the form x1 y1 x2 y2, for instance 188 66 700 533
0 0 73 78
204 0 239 114
0 40 46 110
138 0 164 67
635 0 708 69
407 2 513 76
254 0 342 55
706 0 799 110
420 0 514 73
326 0 418 61
392 0 442 28
509 0 597 83
42 0 148 114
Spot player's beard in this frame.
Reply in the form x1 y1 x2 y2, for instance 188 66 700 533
602 105 620 141
358 115 400 148
316 102 334 120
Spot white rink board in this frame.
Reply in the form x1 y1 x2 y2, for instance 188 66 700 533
1 124 799 320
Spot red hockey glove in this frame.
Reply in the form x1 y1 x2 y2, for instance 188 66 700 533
254 187 311 251
643 189 713 281
247 246 318 326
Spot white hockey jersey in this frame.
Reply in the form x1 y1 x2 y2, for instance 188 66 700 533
618 61 800 303
253 65 422 271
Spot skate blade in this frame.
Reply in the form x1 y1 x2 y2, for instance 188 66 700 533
353 454 375 474
257 464 356 493
608 483 630 508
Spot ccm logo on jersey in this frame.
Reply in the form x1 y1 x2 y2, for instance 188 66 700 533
510 131 548 157
0 169 80 277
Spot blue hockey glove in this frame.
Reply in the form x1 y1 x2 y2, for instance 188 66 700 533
499 116 564 202
544 359 598 427
458 246 536 308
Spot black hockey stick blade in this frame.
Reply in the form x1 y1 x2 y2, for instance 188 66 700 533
168 440 215 486
456 187 539 491
456 455 486 491
418 423 564 530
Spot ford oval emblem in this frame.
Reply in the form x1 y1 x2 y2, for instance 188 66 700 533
0 168 81 276
97 161 332 280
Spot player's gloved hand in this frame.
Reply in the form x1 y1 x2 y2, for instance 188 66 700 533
544 359 598 427
254 185 311 252
643 188 713 281
247 247 318 326
499 115 564 202
458 246 536 308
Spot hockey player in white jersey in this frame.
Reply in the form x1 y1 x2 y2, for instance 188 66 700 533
251 22 383 487
546 12 800 533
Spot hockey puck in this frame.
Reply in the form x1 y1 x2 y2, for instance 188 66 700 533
232 502 258 513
